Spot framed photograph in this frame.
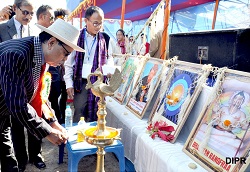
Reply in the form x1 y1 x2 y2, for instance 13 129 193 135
148 60 211 142
113 56 144 104
126 58 164 119
183 69 250 172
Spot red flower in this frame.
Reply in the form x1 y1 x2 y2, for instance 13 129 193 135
147 120 175 142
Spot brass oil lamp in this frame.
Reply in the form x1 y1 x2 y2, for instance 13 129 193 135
84 68 122 172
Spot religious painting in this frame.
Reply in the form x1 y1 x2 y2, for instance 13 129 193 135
148 61 211 142
126 58 164 119
183 69 250 172
113 56 142 104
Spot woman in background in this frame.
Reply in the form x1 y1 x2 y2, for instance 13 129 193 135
110 29 129 65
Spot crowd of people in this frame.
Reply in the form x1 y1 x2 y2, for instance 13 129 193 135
0 1 163 171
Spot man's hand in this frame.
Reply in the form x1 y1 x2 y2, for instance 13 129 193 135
0 6 12 21
50 121 68 144
66 87 74 100
46 128 67 145
106 73 112 78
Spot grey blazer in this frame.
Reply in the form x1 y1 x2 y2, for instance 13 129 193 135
0 17 17 42
0 17 32 43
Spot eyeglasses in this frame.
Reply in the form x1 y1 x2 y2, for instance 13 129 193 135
58 40 71 56
44 14 54 22
129 39 134 41
87 19 102 27
18 6 34 16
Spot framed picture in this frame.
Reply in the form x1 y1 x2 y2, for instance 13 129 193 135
148 60 211 142
113 56 146 104
112 53 127 66
183 69 250 172
126 58 165 119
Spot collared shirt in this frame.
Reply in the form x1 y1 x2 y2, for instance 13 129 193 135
84 31 97 65
64 31 114 89
13 16 29 38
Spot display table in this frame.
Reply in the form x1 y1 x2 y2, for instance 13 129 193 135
105 85 212 172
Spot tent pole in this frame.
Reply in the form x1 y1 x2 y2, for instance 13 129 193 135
212 0 219 29
161 0 171 60
80 9 83 29
120 0 126 29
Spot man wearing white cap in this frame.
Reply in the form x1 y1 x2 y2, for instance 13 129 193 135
0 19 84 172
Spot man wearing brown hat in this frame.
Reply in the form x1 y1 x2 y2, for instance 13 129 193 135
0 18 84 172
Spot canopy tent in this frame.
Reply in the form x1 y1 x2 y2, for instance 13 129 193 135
66 0 214 21
66 0 250 60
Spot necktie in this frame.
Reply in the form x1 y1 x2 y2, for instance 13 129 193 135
20 25 23 38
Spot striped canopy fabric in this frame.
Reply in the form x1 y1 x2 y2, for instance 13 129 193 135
66 0 214 21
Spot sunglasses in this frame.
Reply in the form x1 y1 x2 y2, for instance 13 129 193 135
18 6 34 16
44 14 54 22
49 16 54 21
58 40 71 56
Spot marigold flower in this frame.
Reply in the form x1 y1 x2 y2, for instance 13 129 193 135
224 120 231 127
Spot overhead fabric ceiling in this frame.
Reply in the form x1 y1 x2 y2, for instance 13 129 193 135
66 0 215 21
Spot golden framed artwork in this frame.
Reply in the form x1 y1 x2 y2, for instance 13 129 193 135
183 68 250 172
126 58 165 119
148 60 211 142
113 56 146 104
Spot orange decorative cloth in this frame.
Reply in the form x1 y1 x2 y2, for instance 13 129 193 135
30 64 53 119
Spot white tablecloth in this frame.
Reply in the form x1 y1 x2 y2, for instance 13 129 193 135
105 86 212 171
106 97 147 163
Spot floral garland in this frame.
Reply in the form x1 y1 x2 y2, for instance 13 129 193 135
146 120 175 142
41 72 51 102
41 64 54 119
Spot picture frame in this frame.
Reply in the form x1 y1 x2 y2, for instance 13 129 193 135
148 60 211 142
113 56 146 104
126 58 165 119
183 68 250 172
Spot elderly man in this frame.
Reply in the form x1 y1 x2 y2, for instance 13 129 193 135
0 18 84 172
8 4 56 171
0 0 36 170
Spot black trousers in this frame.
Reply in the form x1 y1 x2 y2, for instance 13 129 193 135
59 81 67 124
73 79 88 123
11 116 42 167
49 80 62 121
0 116 18 172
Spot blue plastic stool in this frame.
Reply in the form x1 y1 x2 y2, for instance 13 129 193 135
58 122 125 172
67 138 125 172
